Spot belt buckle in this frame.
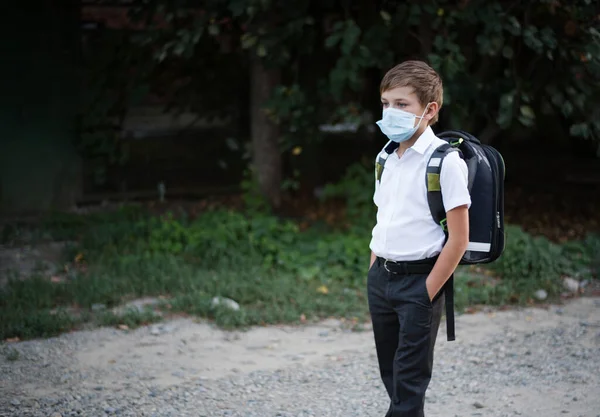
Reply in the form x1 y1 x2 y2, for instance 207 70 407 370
383 259 395 274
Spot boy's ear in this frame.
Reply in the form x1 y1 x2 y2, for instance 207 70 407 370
425 102 440 122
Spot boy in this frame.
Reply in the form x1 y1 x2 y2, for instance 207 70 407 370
367 60 471 417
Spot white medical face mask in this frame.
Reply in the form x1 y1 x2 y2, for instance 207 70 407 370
376 105 429 143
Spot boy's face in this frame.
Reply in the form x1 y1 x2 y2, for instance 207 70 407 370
380 86 438 125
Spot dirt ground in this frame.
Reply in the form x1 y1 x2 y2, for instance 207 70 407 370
1 296 599 416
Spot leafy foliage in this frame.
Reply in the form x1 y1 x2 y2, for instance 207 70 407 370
489 225 567 282
128 0 600 145
78 0 600 207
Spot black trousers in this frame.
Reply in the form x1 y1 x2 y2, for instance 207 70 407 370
367 257 444 417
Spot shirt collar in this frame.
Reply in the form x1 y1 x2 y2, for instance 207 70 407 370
410 126 436 154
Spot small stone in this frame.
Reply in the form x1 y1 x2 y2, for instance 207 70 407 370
104 406 117 414
161 324 174 333
473 402 485 409
211 296 240 311
91 303 107 312
562 277 580 293
223 333 240 342
533 289 548 301
10 399 21 406
318 331 329 337
115 297 161 315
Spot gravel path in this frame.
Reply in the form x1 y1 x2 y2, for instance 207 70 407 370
1 296 599 417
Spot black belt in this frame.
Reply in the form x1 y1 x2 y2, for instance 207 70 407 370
376 256 456 342
377 256 436 275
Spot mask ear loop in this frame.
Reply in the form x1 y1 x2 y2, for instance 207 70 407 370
414 103 431 129
420 103 432 119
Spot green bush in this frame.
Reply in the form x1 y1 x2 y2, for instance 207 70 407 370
483 225 564 298
486 226 599 299
489 225 567 281
1 186 598 340
561 233 600 279
321 161 376 233
185 210 301 268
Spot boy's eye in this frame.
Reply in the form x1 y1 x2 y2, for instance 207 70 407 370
381 103 389 108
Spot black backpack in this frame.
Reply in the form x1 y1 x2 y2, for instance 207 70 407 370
428 130 506 264
376 129 506 340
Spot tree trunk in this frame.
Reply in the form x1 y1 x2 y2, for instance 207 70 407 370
250 56 282 210
0 0 81 214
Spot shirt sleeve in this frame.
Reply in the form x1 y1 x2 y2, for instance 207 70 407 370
439 151 471 212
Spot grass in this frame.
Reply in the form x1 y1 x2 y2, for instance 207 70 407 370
0 205 597 341
0 252 368 340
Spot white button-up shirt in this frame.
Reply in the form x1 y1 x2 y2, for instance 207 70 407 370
369 127 471 261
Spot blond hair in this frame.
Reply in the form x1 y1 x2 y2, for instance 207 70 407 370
380 60 444 124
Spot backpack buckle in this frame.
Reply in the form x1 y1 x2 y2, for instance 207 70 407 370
449 138 463 147
440 218 448 232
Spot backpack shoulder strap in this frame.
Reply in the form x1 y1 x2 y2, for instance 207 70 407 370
426 141 463 343
426 143 461 234
375 141 399 183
